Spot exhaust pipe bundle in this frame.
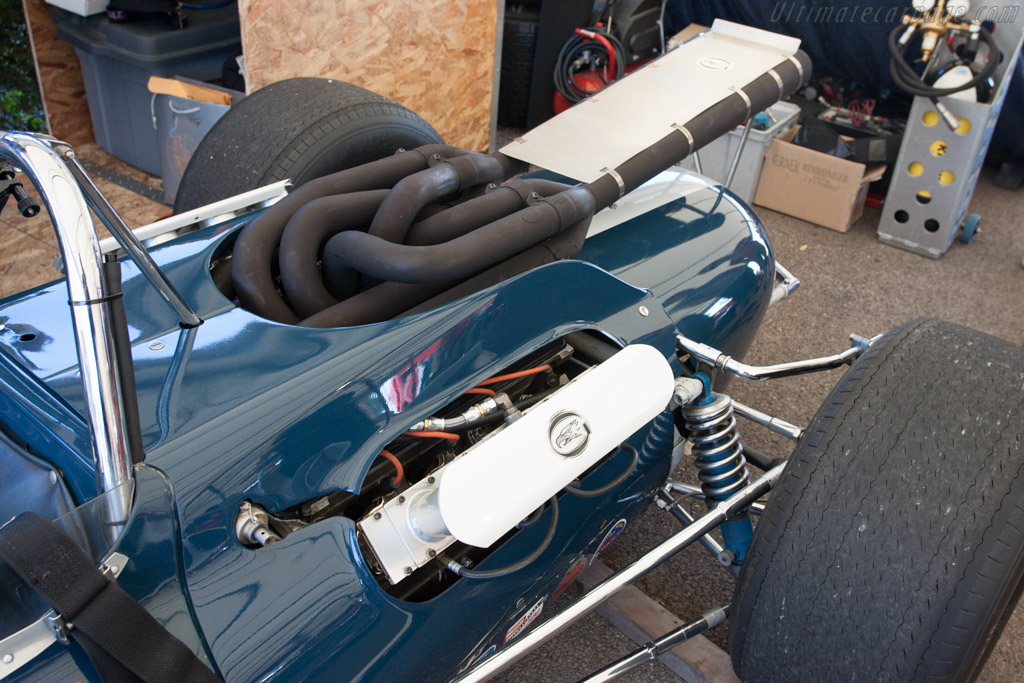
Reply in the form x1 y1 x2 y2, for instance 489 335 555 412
228 145 595 327
227 49 811 328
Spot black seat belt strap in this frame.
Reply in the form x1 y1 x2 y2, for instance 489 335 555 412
0 512 220 682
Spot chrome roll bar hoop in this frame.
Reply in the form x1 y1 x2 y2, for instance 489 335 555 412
0 132 135 522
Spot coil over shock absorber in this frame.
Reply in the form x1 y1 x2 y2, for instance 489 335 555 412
680 373 753 564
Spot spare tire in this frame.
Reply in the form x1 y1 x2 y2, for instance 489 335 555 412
174 78 443 213
730 318 1024 682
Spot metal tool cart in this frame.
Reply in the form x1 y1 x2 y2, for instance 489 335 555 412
878 1 1024 258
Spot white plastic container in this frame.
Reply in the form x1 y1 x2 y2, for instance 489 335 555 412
45 0 108 17
678 100 801 203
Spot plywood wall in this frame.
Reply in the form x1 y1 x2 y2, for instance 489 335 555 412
238 0 497 151
21 0 93 146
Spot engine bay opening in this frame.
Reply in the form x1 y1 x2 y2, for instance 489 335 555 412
255 330 642 602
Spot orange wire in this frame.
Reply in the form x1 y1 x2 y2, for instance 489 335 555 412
464 387 496 397
405 430 461 442
379 449 403 486
476 364 551 387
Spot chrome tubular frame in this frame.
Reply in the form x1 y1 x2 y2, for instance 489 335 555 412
580 604 730 682
63 153 201 328
0 132 134 522
678 331 883 381
731 400 805 440
656 487 738 572
456 465 786 682
723 117 754 189
663 480 766 515
769 260 800 305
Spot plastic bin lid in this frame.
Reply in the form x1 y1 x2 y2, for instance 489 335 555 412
50 5 240 67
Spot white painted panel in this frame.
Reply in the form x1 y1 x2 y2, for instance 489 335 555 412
438 344 674 548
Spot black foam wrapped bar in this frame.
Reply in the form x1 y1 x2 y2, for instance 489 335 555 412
581 50 811 212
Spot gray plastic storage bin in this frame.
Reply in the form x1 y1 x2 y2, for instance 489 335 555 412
678 101 801 203
154 77 243 205
51 6 241 176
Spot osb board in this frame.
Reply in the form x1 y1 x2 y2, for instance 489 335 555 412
238 0 496 151
0 220 62 300
1 142 168 300
21 0 94 146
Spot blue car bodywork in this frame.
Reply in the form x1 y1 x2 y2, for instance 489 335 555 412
0 170 773 681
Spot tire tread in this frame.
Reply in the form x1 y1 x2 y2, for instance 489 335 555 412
174 78 441 212
730 319 1024 682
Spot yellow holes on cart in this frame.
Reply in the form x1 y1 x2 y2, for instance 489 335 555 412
939 170 956 186
930 140 949 157
916 190 933 205
955 118 972 135
922 110 940 127
908 161 925 177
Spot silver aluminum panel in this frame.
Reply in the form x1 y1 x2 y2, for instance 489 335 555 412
499 20 800 183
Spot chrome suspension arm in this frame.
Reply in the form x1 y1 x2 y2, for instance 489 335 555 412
731 400 805 440
580 603 730 682
0 132 134 523
455 464 786 682
677 331 882 380
769 260 800 306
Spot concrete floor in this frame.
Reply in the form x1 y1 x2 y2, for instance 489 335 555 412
2 147 1022 682
498 166 1024 682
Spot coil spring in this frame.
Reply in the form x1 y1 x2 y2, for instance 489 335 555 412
681 392 750 500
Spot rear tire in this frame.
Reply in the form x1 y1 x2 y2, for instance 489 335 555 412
730 318 1024 682
174 77 442 213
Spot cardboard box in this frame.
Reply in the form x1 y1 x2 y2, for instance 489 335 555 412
671 23 709 45
753 126 886 232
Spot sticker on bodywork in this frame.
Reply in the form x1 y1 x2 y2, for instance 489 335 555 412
552 556 588 600
471 643 497 666
504 598 545 643
457 641 498 675
590 518 627 564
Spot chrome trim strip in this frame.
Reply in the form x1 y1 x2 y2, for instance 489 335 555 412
0 552 128 678
97 180 291 255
